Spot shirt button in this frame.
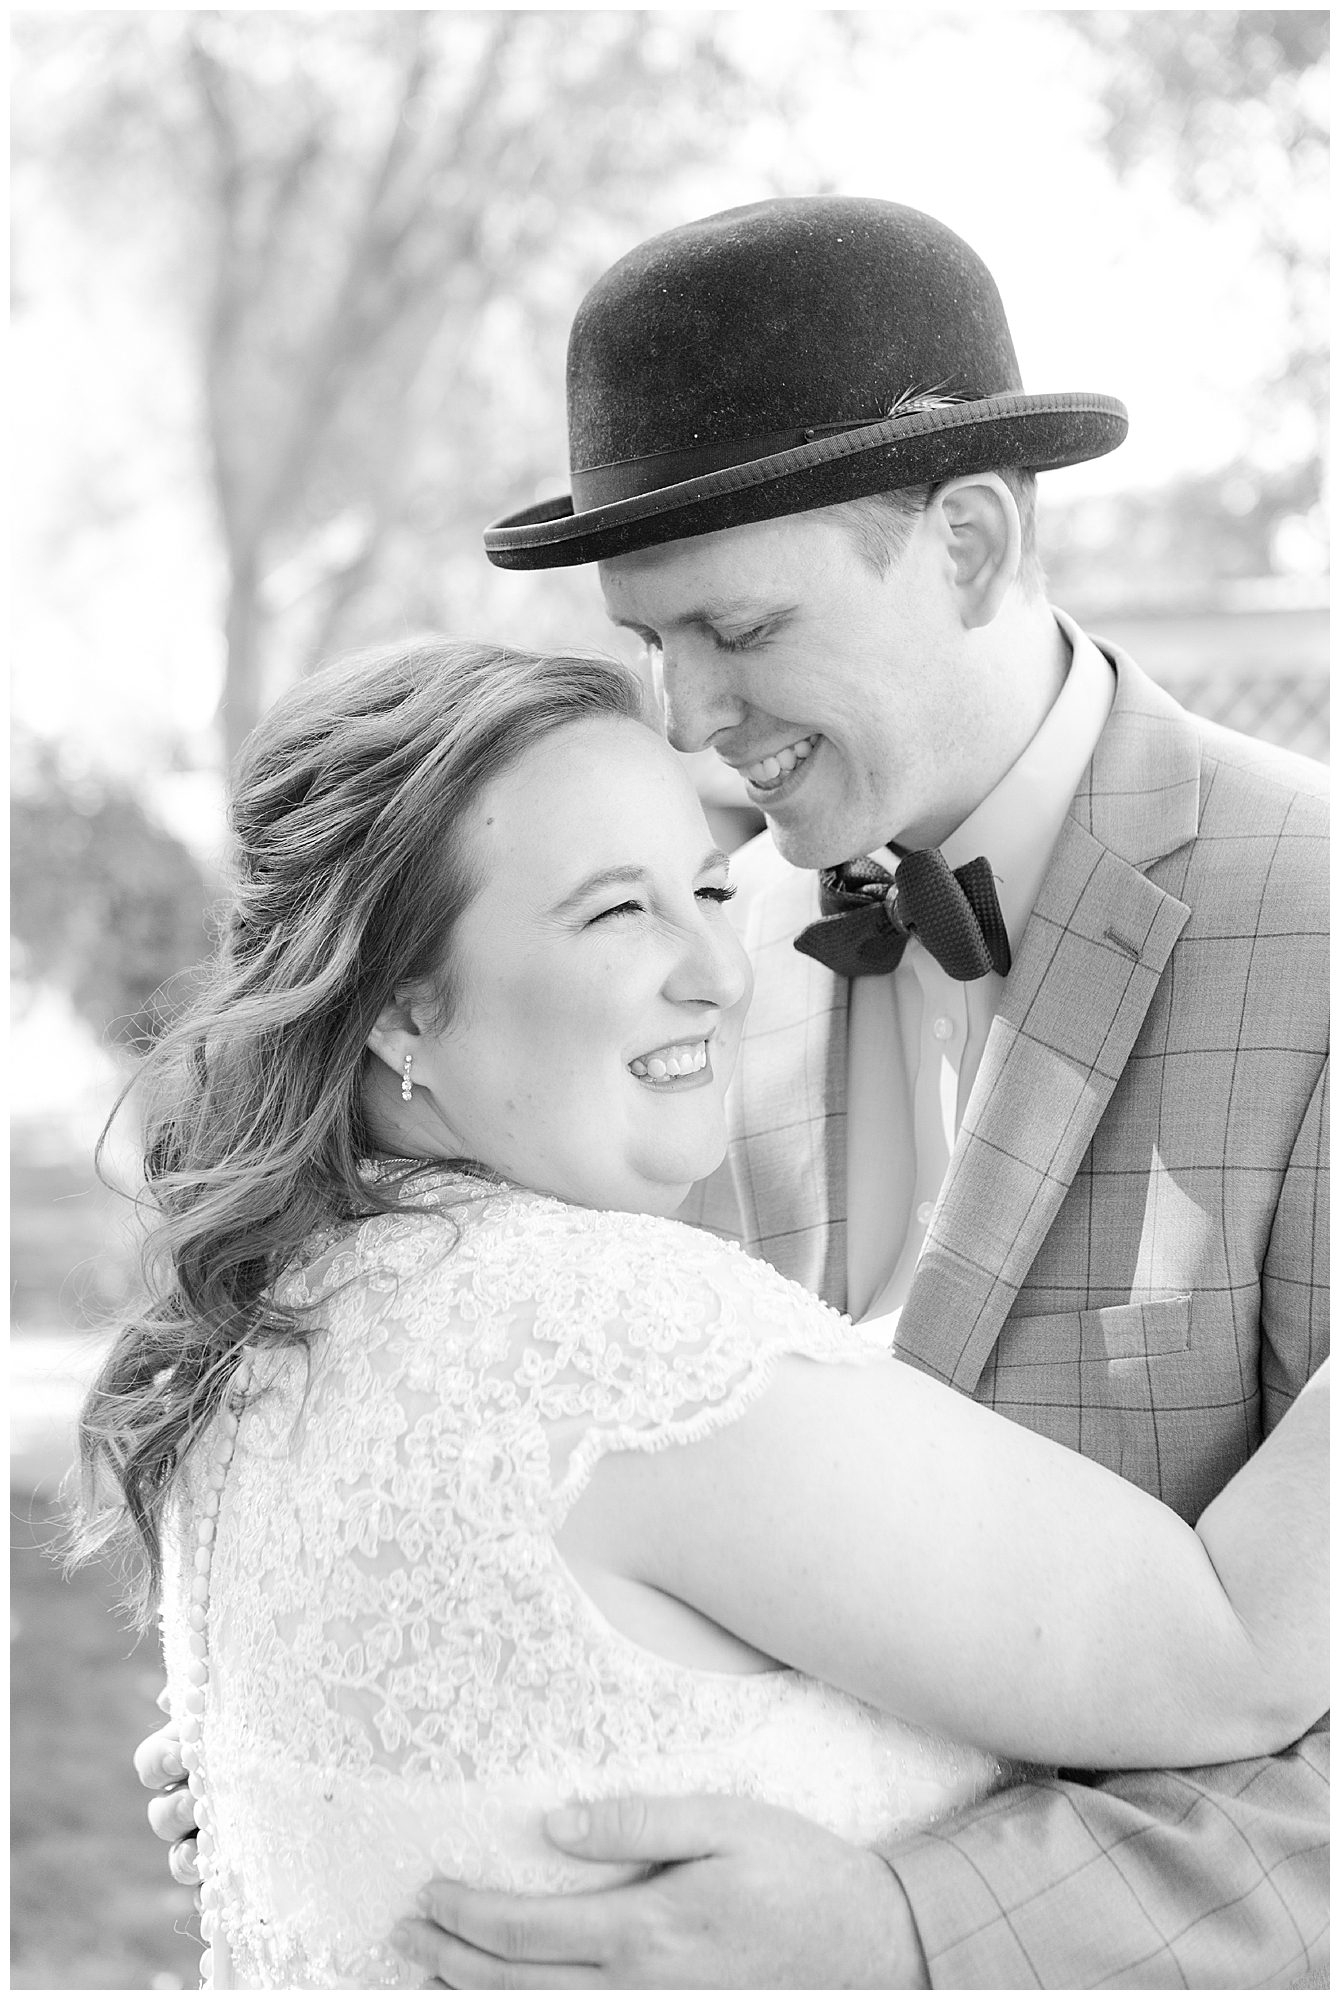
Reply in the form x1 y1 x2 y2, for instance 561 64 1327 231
932 1016 955 1041
916 1201 934 1226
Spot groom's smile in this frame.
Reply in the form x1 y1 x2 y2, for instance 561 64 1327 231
737 729 819 795
599 508 994 870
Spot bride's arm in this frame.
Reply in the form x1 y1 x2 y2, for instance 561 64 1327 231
561 1348 1327 1771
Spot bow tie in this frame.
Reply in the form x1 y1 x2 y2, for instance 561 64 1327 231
794 848 1012 981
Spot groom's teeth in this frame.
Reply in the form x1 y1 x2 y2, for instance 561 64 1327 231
628 1040 708 1081
744 734 818 787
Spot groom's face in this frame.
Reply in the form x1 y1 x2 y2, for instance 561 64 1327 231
599 510 978 869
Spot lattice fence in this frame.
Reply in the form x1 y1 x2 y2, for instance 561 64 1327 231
1152 671 1329 765
1081 604 1329 766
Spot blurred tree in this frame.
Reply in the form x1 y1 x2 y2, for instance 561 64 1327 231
12 741 213 1047
1039 458 1323 611
13 11 770 766
1062 12 1328 491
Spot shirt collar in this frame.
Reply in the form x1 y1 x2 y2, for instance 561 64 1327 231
937 610 1115 953
872 611 1116 957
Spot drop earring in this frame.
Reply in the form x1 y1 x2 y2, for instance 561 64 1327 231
400 1054 414 1103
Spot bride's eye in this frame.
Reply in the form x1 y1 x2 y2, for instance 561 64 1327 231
696 884 737 906
589 899 645 923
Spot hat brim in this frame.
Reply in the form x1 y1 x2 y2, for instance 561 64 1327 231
484 392 1127 570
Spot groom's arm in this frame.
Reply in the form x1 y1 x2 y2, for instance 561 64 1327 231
390 1740 1328 1991
886 1726 1329 1988
897 1064 1328 1987
891 1060 1322 1985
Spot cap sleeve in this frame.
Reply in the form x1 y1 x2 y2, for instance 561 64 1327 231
495 1201 886 1528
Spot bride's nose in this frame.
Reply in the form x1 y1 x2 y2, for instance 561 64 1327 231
664 906 753 1013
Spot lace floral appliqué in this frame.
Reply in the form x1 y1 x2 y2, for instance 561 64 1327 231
161 1176 1006 1989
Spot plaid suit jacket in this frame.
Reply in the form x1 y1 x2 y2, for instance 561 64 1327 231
681 646 1329 1987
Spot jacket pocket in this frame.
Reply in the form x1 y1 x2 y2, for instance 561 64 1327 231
1002 1294 1194 1365
978 1294 1202 1505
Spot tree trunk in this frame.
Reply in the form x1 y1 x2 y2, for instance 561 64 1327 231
219 551 265 771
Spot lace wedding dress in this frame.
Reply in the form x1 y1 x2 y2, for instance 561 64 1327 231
161 1168 1009 1989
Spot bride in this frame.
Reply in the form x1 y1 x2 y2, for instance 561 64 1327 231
78 638 1327 1990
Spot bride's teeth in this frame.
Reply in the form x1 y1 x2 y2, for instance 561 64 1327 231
792 737 813 759
629 1041 707 1081
775 746 797 772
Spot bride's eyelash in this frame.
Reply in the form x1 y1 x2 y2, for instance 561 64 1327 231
589 884 735 923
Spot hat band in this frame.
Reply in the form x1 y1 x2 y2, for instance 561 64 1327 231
571 417 887 510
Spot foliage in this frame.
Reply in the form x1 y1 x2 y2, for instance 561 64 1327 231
1065 11 1327 196
1039 458 1324 612
1062 12 1328 487
12 740 214 1047
12 11 1327 780
13 12 772 764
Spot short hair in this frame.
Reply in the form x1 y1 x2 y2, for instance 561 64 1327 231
825 467 1045 600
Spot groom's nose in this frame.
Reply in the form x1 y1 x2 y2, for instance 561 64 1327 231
660 645 747 755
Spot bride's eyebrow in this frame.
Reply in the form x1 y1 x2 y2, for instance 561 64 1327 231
550 852 729 915
550 864 648 913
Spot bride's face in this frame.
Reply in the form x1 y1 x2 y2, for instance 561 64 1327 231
379 714 753 1215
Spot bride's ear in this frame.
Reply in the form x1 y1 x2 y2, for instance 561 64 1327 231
365 991 426 1076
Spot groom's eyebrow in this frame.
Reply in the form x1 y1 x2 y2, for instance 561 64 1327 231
611 597 798 638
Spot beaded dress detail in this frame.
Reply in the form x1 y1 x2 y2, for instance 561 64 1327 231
161 1170 1008 1990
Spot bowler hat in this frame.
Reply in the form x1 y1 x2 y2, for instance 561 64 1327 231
484 196 1126 570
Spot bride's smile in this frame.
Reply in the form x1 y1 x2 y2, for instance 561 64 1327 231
626 1036 711 1084
364 712 752 1216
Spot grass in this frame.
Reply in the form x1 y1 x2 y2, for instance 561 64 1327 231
10 1493 204 1991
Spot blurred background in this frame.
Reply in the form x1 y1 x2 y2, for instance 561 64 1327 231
10 9 1328 1987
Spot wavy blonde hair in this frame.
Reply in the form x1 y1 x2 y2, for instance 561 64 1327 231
71 637 645 1619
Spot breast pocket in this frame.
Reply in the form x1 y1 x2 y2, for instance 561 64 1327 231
977 1295 1194 1495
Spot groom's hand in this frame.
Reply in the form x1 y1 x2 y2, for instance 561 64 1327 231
390 1793 930 1988
134 1703 202 1891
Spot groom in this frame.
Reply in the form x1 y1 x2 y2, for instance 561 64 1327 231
141 198 1328 1985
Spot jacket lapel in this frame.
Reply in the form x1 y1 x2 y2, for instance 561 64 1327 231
894 650 1201 1390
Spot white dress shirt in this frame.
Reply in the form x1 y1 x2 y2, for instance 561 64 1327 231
845 612 1116 1321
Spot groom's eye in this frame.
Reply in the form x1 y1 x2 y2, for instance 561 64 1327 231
713 623 769 654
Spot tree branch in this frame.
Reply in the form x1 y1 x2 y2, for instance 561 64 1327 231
249 21 440 536
188 23 251 559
